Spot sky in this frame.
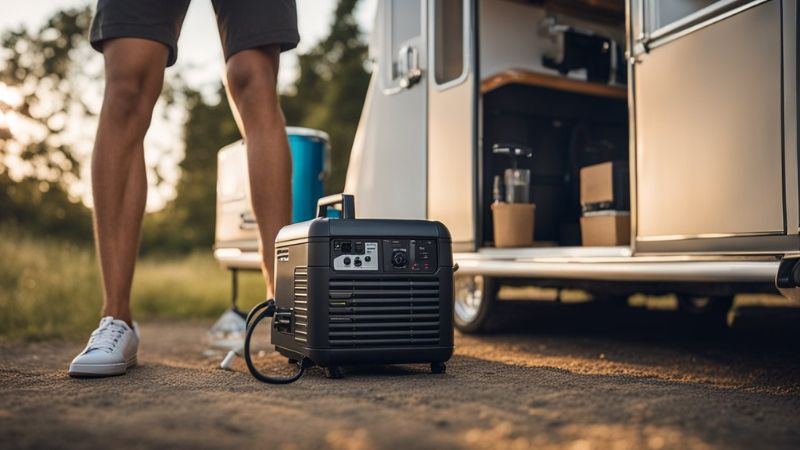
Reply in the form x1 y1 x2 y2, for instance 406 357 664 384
1 0 377 210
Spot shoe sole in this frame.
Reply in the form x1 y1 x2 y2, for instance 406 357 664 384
69 355 137 378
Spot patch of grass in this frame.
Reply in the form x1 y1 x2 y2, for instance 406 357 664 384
0 227 101 341
0 226 264 341
132 252 265 321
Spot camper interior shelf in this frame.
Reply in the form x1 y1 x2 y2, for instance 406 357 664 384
480 69 627 99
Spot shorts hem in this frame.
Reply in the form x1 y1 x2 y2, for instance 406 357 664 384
90 23 178 66
224 29 301 61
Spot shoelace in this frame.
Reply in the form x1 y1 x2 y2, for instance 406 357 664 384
87 319 127 354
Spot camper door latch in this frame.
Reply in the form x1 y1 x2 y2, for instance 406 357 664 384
239 211 258 230
398 45 422 89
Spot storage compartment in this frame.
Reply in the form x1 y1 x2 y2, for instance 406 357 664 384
480 83 628 247
477 0 629 250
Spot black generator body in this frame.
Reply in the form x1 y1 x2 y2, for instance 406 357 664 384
269 194 454 377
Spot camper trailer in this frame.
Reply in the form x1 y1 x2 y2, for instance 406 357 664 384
215 0 800 333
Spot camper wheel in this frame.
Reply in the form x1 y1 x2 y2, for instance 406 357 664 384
454 275 498 334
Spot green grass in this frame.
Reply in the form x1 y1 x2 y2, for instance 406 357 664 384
132 252 265 320
0 226 265 341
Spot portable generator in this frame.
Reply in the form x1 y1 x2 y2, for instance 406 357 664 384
241 194 454 383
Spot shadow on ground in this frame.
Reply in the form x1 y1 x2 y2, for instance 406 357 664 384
2 300 799 449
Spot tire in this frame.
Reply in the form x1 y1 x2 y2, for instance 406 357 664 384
454 275 498 334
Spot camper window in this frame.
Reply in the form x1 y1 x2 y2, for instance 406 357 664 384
643 0 730 35
433 0 466 86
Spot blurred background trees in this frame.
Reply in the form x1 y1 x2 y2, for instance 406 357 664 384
1 0 370 253
0 7 96 241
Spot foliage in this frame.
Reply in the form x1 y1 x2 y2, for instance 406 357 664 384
0 224 101 341
0 6 188 245
0 225 265 341
0 172 92 242
0 7 97 242
0 6 93 186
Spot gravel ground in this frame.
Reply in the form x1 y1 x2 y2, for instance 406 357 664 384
2 300 800 450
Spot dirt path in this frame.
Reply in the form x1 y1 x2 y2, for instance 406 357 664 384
2 302 800 449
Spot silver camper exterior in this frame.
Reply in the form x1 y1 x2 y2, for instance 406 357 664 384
215 0 800 332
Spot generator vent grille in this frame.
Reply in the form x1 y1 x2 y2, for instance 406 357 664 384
293 267 308 343
328 276 440 347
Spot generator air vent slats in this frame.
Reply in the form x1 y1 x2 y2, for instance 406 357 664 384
329 306 438 313
328 297 440 306
328 276 441 347
293 267 309 343
330 280 438 288
329 330 439 338
329 321 440 329
328 338 441 346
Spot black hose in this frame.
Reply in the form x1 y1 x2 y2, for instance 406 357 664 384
243 299 308 384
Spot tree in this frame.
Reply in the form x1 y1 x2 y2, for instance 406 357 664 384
0 7 94 185
0 6 188 243
0 7 97 240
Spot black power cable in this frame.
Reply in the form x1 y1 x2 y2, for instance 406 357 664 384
243 299 311 384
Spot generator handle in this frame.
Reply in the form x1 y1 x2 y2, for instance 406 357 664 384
316 193 356 219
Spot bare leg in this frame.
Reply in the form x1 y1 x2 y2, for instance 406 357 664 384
225 45 292 299
92 38 167 325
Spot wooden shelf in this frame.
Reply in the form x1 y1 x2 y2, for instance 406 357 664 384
507 0 625 26
481 69 627 100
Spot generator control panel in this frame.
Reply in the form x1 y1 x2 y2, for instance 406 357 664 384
331 238 438 273
332 239 379 271
383 239 438 273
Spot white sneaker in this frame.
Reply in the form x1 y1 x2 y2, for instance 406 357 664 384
69 317 139 378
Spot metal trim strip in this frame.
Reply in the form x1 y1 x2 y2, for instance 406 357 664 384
453 254 778 282
636 231 784 242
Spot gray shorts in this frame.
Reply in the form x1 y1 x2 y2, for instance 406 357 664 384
90 0 299 67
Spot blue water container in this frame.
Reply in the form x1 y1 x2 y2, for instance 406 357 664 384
287 127 329 222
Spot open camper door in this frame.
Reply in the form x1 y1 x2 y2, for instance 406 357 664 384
345 0 427 219
426 0 477 251
630 0 798 253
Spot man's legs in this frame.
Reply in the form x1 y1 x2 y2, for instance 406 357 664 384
92 38 167 325
224 45 292 299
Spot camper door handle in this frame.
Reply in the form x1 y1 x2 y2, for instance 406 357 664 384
239 211 258 230
398 45 421 89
